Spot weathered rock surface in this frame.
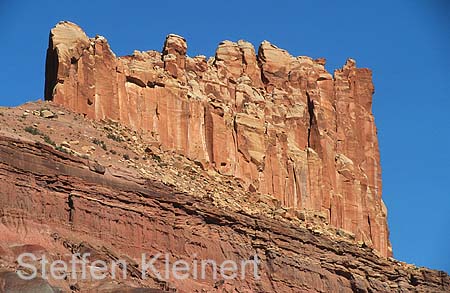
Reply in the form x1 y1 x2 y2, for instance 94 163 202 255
45 21 390 257
0 134 449 292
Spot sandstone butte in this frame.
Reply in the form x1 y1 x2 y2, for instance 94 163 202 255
0 20 448 292
45 21 389 256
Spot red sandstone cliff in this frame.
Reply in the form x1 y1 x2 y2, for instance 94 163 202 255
45 21 390 257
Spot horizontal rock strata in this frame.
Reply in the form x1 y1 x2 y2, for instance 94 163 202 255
1 135 449 292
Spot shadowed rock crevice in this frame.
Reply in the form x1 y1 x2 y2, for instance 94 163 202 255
126 75 146 87
44 35 58 101
68 193 74 224
307 91 315 149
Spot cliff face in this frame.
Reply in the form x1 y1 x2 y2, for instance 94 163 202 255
45 21 390 257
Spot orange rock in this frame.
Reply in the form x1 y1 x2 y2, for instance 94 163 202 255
45 21 391 257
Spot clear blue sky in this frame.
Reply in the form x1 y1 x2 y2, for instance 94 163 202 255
1 0 449 273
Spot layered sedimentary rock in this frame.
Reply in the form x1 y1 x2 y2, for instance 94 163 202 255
1 135 449 292
45 21 390 256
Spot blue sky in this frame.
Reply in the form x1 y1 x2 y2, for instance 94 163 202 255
1 0 449 273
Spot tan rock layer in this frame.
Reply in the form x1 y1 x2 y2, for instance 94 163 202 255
1 136 449 292
45 21 390 256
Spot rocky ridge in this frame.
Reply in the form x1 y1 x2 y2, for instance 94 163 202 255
0 103 449 292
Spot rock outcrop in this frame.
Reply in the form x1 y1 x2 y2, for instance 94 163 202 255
45 21 389 257
0 133 449 292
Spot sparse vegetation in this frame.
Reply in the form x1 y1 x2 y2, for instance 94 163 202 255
25 126 57 147
92 138 107 151
107 133 124 142
55 145 69 154
123 154 130 160
24 126 41 136
43 134 56 146
152 154 162 163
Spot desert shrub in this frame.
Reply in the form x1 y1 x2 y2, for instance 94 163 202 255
152 154 162 163
123 154 130 160
55 145 69 154
92 138 107 151
107 133 124 142
24 126 41 135
25 126 58 147
43 135 56 146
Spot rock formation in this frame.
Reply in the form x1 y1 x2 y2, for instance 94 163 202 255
0 129 449 292
45 21 390 258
